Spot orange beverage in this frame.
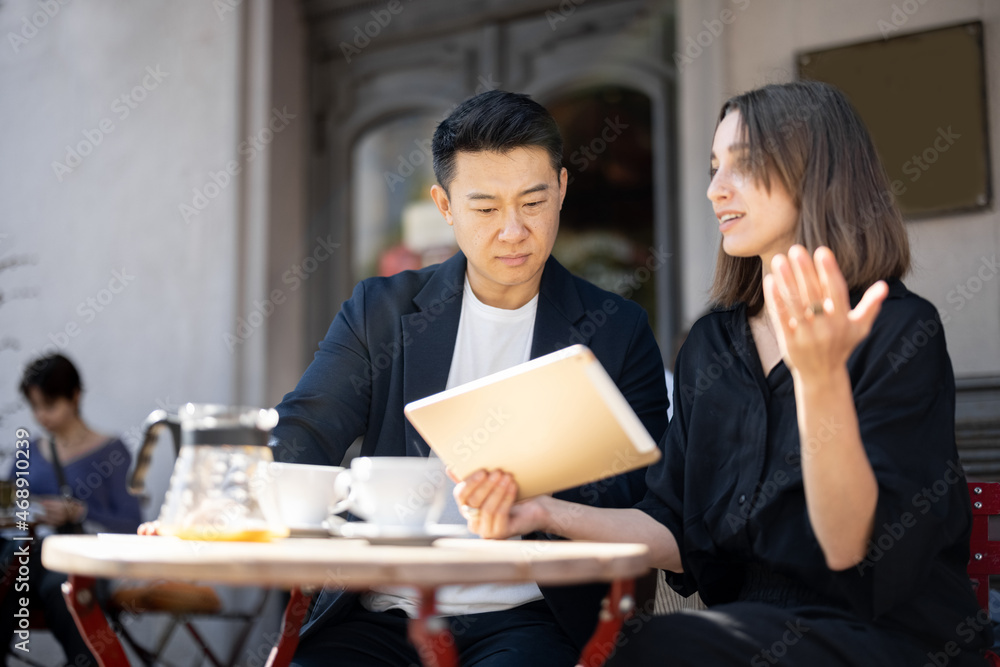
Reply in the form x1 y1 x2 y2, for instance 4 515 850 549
165 526 284 542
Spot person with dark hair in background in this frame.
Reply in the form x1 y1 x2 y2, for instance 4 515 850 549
456 81 992 665
270 89 670 666
1 353 141 666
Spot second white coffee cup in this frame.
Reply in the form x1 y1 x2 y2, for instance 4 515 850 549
331 456 448 527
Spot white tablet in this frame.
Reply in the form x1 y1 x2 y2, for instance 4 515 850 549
404 345 661 500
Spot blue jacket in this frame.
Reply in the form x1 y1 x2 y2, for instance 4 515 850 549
271 251 669 648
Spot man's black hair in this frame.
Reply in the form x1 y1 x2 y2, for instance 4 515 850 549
432 90 563 192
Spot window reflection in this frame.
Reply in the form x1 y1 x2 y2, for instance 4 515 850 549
547 87 657 333
351 115 457 281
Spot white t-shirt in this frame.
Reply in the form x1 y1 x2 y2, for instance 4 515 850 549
361 275 544 617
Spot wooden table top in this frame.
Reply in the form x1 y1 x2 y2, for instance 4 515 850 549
42 534 649 590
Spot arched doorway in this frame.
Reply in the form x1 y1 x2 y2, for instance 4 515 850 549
302 0 679 363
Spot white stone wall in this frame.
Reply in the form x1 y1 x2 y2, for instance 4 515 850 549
0 1 268 662
677 0 1000 377
0 0 243 456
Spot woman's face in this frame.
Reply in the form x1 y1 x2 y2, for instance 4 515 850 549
27 386 78 434
707 110 800 269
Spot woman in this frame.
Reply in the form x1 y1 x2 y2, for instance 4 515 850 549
455 81 991 665
1 354 142 666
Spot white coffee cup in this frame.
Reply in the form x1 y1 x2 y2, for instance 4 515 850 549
331 457 447 527
269 462 347 529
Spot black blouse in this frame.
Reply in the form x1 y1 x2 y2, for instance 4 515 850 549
637 279 991 655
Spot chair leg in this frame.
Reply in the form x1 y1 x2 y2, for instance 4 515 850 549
61 575 131 667
106 587 273 667
576 578 636 667
407 588 458 667
182 620 226 667
111 619 160 667
265 588 312 667
220 588 272 667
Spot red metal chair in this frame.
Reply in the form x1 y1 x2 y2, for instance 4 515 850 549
968 482 1000 609
967 482 1000 666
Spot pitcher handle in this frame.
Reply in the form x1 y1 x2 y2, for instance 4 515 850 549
329 471 353 516
128 409 179 496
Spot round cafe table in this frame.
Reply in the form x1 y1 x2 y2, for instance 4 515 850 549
42 534 650 667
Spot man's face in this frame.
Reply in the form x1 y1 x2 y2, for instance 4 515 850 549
430 147 567 309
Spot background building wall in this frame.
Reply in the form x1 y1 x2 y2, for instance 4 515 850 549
0 0 242 474
0 0 300 661
676 0 1000 378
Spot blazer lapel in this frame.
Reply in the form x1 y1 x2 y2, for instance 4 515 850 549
530 256 587 359
401 252 466 456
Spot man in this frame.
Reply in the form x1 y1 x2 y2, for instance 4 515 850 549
272 90 669 666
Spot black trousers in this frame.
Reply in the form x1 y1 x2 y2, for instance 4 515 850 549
291 599 579 667
603 602 987 667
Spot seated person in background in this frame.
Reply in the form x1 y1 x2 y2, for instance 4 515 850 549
456 81 992 666
1 353 142 667
270 89 670 666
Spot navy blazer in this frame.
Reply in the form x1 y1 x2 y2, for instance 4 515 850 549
271 251 669 648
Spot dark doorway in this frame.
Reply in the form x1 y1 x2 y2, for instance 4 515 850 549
548 86 657 334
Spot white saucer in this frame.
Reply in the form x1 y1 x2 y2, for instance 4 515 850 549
286 524 331 538
330 522 470 545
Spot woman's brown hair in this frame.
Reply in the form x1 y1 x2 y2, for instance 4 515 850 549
709 81 910 314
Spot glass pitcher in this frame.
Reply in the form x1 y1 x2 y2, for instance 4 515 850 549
130 403 286 541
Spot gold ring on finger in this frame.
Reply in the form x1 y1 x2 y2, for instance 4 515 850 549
807 301 825 316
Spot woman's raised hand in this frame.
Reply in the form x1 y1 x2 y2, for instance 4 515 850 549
763 245 888 380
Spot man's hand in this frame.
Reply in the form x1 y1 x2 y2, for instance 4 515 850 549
453 469 550 539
